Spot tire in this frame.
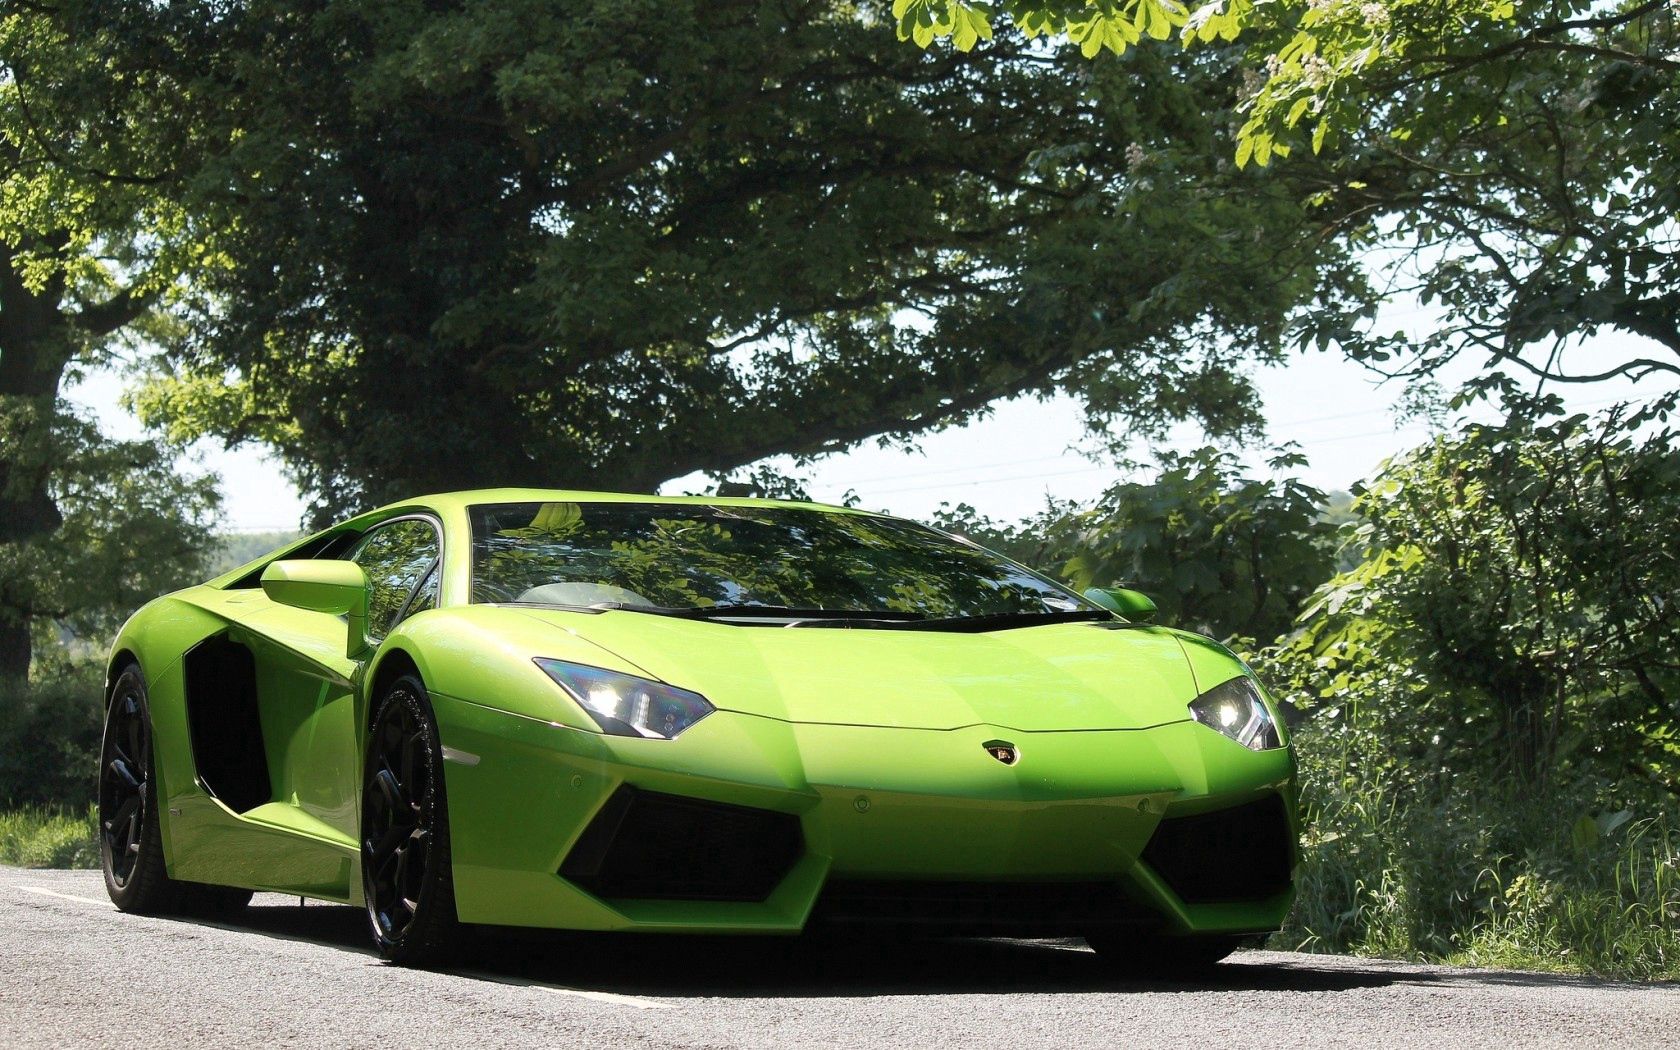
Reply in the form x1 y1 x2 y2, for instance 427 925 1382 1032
362 674 459 966
1083 930 1245 977
100 664 255 918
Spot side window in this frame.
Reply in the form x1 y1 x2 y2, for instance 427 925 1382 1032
348 519 440 639
404 563 440 619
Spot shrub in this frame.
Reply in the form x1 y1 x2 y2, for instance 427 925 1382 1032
0 669 104 810
1276 723 1680 980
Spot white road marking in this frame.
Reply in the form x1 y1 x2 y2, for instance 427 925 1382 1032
542 986 674 1010
458 970 673 1010
18 886 116 909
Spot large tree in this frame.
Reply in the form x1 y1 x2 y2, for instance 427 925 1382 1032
63 0 1351 525
902 1 1680 395
0 11 215 679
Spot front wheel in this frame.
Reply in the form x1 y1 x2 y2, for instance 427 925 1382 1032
1083 930 1246 976
362 674 459 965
100 666 252 917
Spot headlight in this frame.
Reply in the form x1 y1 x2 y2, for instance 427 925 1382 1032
534 659 714 739
1188 676 1281 751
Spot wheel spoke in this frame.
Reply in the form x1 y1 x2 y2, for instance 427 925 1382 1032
123 699 145 772
365 821 409 866
371 768 404 816
105 757 141 793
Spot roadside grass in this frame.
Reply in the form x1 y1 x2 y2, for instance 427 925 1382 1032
0 806 100 869
1275 761 1680 982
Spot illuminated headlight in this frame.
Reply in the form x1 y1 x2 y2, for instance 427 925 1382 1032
534 659 714 739
1188 676 1282 751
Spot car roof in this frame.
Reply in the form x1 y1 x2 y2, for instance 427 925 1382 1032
382 488 866 518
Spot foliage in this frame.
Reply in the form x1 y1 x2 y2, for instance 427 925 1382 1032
0 10 216 680
901 3 1680 400
1279 722 1679 981
935 447 1335 642
0 406 220 676
892 0 1200 56
0 667 102 810
31 1 1351 525
0 806 99 868
1055 447 1334 642
1269 402 1680 789
1248 1 1680 397
210 531 304 579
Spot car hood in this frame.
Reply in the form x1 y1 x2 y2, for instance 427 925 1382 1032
514 609 1201 732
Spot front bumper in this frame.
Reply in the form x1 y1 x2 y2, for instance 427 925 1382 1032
429 694 1298 937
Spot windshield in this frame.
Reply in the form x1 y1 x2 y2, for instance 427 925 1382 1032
468 501 1093 619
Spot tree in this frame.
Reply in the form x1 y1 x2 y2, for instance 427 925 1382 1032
0 411 221 677
935 446 1337 643
0 11 213 679
901 2 1680 397
1273 402 1680 789
66 0 1352 525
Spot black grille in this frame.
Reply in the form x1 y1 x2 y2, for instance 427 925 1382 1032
559 785 803 902
809 880 1158 936
1141 794 1294 904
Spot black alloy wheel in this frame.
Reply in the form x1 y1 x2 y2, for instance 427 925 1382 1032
362 674 458 964
100 665 255 916
99 671 153 894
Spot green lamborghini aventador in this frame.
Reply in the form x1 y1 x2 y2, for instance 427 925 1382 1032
99 490 1297 966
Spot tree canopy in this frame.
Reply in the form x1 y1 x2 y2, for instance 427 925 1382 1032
46 0 1348 525
901 1 1680 397
0 10 221 679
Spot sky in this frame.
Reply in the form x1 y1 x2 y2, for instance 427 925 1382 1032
66 329 1658 534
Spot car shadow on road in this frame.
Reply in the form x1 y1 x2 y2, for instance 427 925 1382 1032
197 898 1410 997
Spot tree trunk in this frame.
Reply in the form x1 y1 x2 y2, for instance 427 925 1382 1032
0 617 30 682
0 238 75 683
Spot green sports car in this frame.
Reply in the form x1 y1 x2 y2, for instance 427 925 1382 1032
99 490 1298 967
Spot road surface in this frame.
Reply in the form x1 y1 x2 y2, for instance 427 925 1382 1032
2 866 1675 1049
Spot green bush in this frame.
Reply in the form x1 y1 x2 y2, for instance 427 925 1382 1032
1276 724 1680 980
0 806 100 868
0 669 104 809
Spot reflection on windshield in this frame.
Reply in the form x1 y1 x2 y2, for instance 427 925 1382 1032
468 501 1090 619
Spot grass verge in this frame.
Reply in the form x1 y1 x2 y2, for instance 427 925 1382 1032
0 806 100 869
1274 766 1680 981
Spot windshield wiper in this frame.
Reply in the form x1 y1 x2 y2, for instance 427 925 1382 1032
875 609 1115 633
668 604 926 622
513 602 1112 631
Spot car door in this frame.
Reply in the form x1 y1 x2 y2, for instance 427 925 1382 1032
232 518 439 856
301 517 442 838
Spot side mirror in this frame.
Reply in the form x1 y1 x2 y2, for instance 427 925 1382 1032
1084 586 1158 622
261 560 371 657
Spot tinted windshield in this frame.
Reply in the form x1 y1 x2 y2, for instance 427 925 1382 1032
469 501 1091 618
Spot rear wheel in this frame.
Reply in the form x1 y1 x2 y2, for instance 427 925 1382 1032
362 674 459 965
100 665 252 916
1083 930 1245 976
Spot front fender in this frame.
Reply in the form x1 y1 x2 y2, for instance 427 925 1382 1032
372 606 654 731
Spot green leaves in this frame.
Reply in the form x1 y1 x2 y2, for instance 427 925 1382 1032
1274 406 1680 790
895 1 1191 57
894 0 995 50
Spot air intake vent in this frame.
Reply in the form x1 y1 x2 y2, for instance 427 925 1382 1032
1141 793 1294 904
809 880 1157 936
559 785 803 902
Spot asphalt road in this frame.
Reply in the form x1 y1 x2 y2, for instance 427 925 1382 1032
3 866 1676 1049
